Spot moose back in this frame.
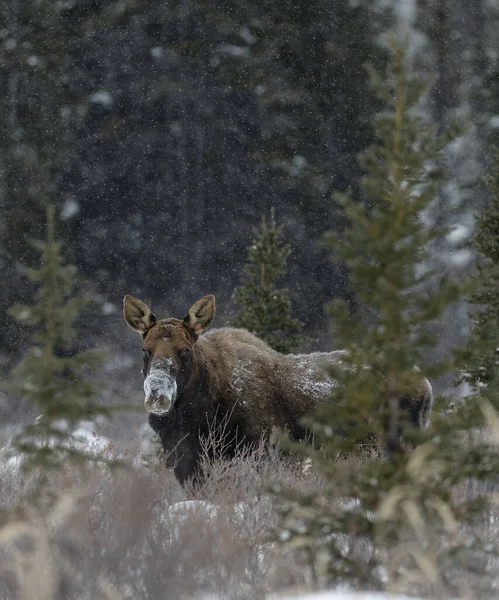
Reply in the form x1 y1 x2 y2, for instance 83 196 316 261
123 294 433 486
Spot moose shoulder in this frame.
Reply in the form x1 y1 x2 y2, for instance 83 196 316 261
123 294 433 487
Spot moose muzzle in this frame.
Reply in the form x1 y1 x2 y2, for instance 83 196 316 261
143 358 177 415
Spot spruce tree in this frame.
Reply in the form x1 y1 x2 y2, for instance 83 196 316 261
7 205 111 472
0 0 76 359
275 39 499 597
231 209 303 354
460 150 499 386
415 0 461 129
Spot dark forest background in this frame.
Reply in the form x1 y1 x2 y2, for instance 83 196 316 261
1 0 498 375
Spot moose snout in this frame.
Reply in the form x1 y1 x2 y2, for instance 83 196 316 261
143 360 177 415
144 393 173 415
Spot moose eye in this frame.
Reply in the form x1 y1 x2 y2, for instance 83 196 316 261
178 347 191 359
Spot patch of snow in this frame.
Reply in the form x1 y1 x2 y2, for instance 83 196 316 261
27 55 40 67
218 44 249 57
446 224 472 246
90 90 113 107
164 500 255 540
4 38 16 50
61 197 80 220
170 121 182 135
239 27 256 45
60 105 72 119
150 46 163 59
293 155 308 169
393 0 416 27
489 115 499 129
169 498 267 524
295 372 335 400
0 453 23 476
289 352 346 401
169 500 219 521
442 179 462 208
16 308 32 321
268 592 425 600
101 302 116 315
132 423 160 467
70 421 111 455
231 359 253 395
0 419 112 472
456 381 474 399
446 249 473 268
232 352 343 403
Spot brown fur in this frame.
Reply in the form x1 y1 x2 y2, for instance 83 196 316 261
124 295 433 487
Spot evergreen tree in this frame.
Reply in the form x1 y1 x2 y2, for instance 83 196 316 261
460 150 499 386
7 205 111 473
416 0 461 129
231 209 303 353
0 0 391 357
57 0 390 334
0 0 76 359
275 39 499 597
217 0 391 324
461 0 499 148
415 0 476 340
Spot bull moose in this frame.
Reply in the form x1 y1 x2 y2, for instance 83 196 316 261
123 294 432 487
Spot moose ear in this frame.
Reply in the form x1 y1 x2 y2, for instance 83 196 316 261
184 295 215 337
123 295 156 335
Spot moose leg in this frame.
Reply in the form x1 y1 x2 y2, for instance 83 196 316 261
172 441 203 488
158 432 203 488
149 414 204 488
398 392 431 431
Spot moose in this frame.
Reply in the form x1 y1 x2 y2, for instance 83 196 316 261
124 294 433 487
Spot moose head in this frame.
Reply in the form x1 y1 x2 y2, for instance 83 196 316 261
123 294 216 415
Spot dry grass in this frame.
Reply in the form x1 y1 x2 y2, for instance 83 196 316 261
2 420 499 600
0 430 325 600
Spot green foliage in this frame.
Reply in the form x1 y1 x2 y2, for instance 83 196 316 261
0 1 75 358
0 0 391 356
459 150 499 386
275 38 499 597
7 205 111 472
317 38 463 453
415 0 460 127
231 209 303 353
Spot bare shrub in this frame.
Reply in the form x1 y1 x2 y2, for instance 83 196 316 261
0 488 122 600
182 404 328 502
4 421 499 599
0 435 322 600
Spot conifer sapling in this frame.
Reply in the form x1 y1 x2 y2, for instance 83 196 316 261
460 149 499 388
7 205 112 472
232 208 303 354
275 38 499 597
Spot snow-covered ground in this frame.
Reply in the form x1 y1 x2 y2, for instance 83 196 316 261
0 421 481 599
268 592 425 600
0 418 113 473
197 591 425 600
